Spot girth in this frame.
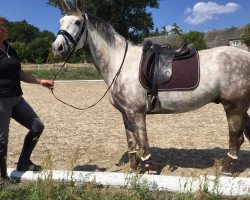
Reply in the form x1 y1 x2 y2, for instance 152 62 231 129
139 40 197 113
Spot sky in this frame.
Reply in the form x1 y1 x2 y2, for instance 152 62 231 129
148 0 250 33
0 0 249 35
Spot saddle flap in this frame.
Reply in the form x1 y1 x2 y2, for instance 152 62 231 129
139 40 199 91
157 53 175 85
141 48 176 86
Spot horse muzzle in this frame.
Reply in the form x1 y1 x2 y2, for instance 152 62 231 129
52 36 73 59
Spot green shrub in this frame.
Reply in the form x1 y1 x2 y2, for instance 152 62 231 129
25 66 102 80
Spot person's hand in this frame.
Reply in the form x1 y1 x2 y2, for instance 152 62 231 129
39 79 54 90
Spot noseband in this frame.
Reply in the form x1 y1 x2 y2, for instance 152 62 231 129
57 13 88 53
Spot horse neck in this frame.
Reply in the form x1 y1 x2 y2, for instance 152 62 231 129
86 20 127 85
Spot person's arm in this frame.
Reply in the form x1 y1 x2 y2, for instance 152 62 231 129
20 69 54 89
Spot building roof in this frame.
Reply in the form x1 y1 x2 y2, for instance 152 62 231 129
204 26 246 48
143 34 182 47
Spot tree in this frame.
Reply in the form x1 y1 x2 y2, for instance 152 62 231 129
181 31 206 50
160 26 168 36
8 20 39 43
154 28 160 36
68 49 86 63
10 41 29 62
7 20 56 63
241 24 250 48
170 23 182 35
149 27 160 37
47 0 159 43
27 31 56 63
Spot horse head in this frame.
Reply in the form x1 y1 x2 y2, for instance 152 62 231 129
52 0 88 59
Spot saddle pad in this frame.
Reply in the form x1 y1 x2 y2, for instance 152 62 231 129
139 53 200 91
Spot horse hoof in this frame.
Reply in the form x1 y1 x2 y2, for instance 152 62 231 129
142 159 157 175
221 156 237 176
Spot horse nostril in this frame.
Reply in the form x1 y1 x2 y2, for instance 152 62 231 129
58 44 63 52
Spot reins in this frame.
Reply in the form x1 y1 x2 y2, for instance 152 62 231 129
51 38 128 110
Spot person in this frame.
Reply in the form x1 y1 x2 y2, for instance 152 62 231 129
0 17 54 188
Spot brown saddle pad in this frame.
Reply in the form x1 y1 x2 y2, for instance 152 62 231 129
139 52 200 91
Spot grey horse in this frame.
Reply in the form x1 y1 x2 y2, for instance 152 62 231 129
52 0 250 175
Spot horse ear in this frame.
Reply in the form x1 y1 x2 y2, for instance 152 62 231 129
76 0 84 13
60 0 70 13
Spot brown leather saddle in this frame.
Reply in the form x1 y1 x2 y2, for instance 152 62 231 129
139 40 199 113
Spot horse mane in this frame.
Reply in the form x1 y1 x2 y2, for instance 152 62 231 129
67 9 119 47
86 13 117 46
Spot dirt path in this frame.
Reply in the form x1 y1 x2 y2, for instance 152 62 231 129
8 82 250 177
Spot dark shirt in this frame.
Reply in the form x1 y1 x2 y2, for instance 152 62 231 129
0 41 23 97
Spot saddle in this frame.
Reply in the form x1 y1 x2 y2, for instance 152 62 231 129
139 40 199 113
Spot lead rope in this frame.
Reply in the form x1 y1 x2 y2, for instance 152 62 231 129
51 41 128 110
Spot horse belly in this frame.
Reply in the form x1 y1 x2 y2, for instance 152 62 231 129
158 90 214 113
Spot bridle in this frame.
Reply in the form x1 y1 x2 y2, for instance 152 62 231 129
51 13 128 111
57 13 88 54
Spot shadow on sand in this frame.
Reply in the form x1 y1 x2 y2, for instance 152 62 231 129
72 147 250 174
116 147 250 174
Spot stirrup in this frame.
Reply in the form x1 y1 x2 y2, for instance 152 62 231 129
147 95 161 113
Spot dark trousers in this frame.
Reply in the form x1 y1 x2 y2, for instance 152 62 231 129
0 96 44 177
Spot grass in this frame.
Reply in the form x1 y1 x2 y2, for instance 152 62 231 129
22 63 102 80
0 180 228 200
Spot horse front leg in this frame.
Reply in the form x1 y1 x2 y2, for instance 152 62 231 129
122 114 139 171
221 103 247 175
122 112 157 174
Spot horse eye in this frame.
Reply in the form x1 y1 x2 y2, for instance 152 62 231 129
75 20 81 26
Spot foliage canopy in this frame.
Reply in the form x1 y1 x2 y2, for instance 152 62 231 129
241 24 250 47
6 19 56 63
181 31 207 50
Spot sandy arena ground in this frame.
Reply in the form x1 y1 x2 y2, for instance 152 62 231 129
8 81 250 177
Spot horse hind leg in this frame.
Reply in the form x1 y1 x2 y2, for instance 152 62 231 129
221 102 248 175
243 112 250 142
